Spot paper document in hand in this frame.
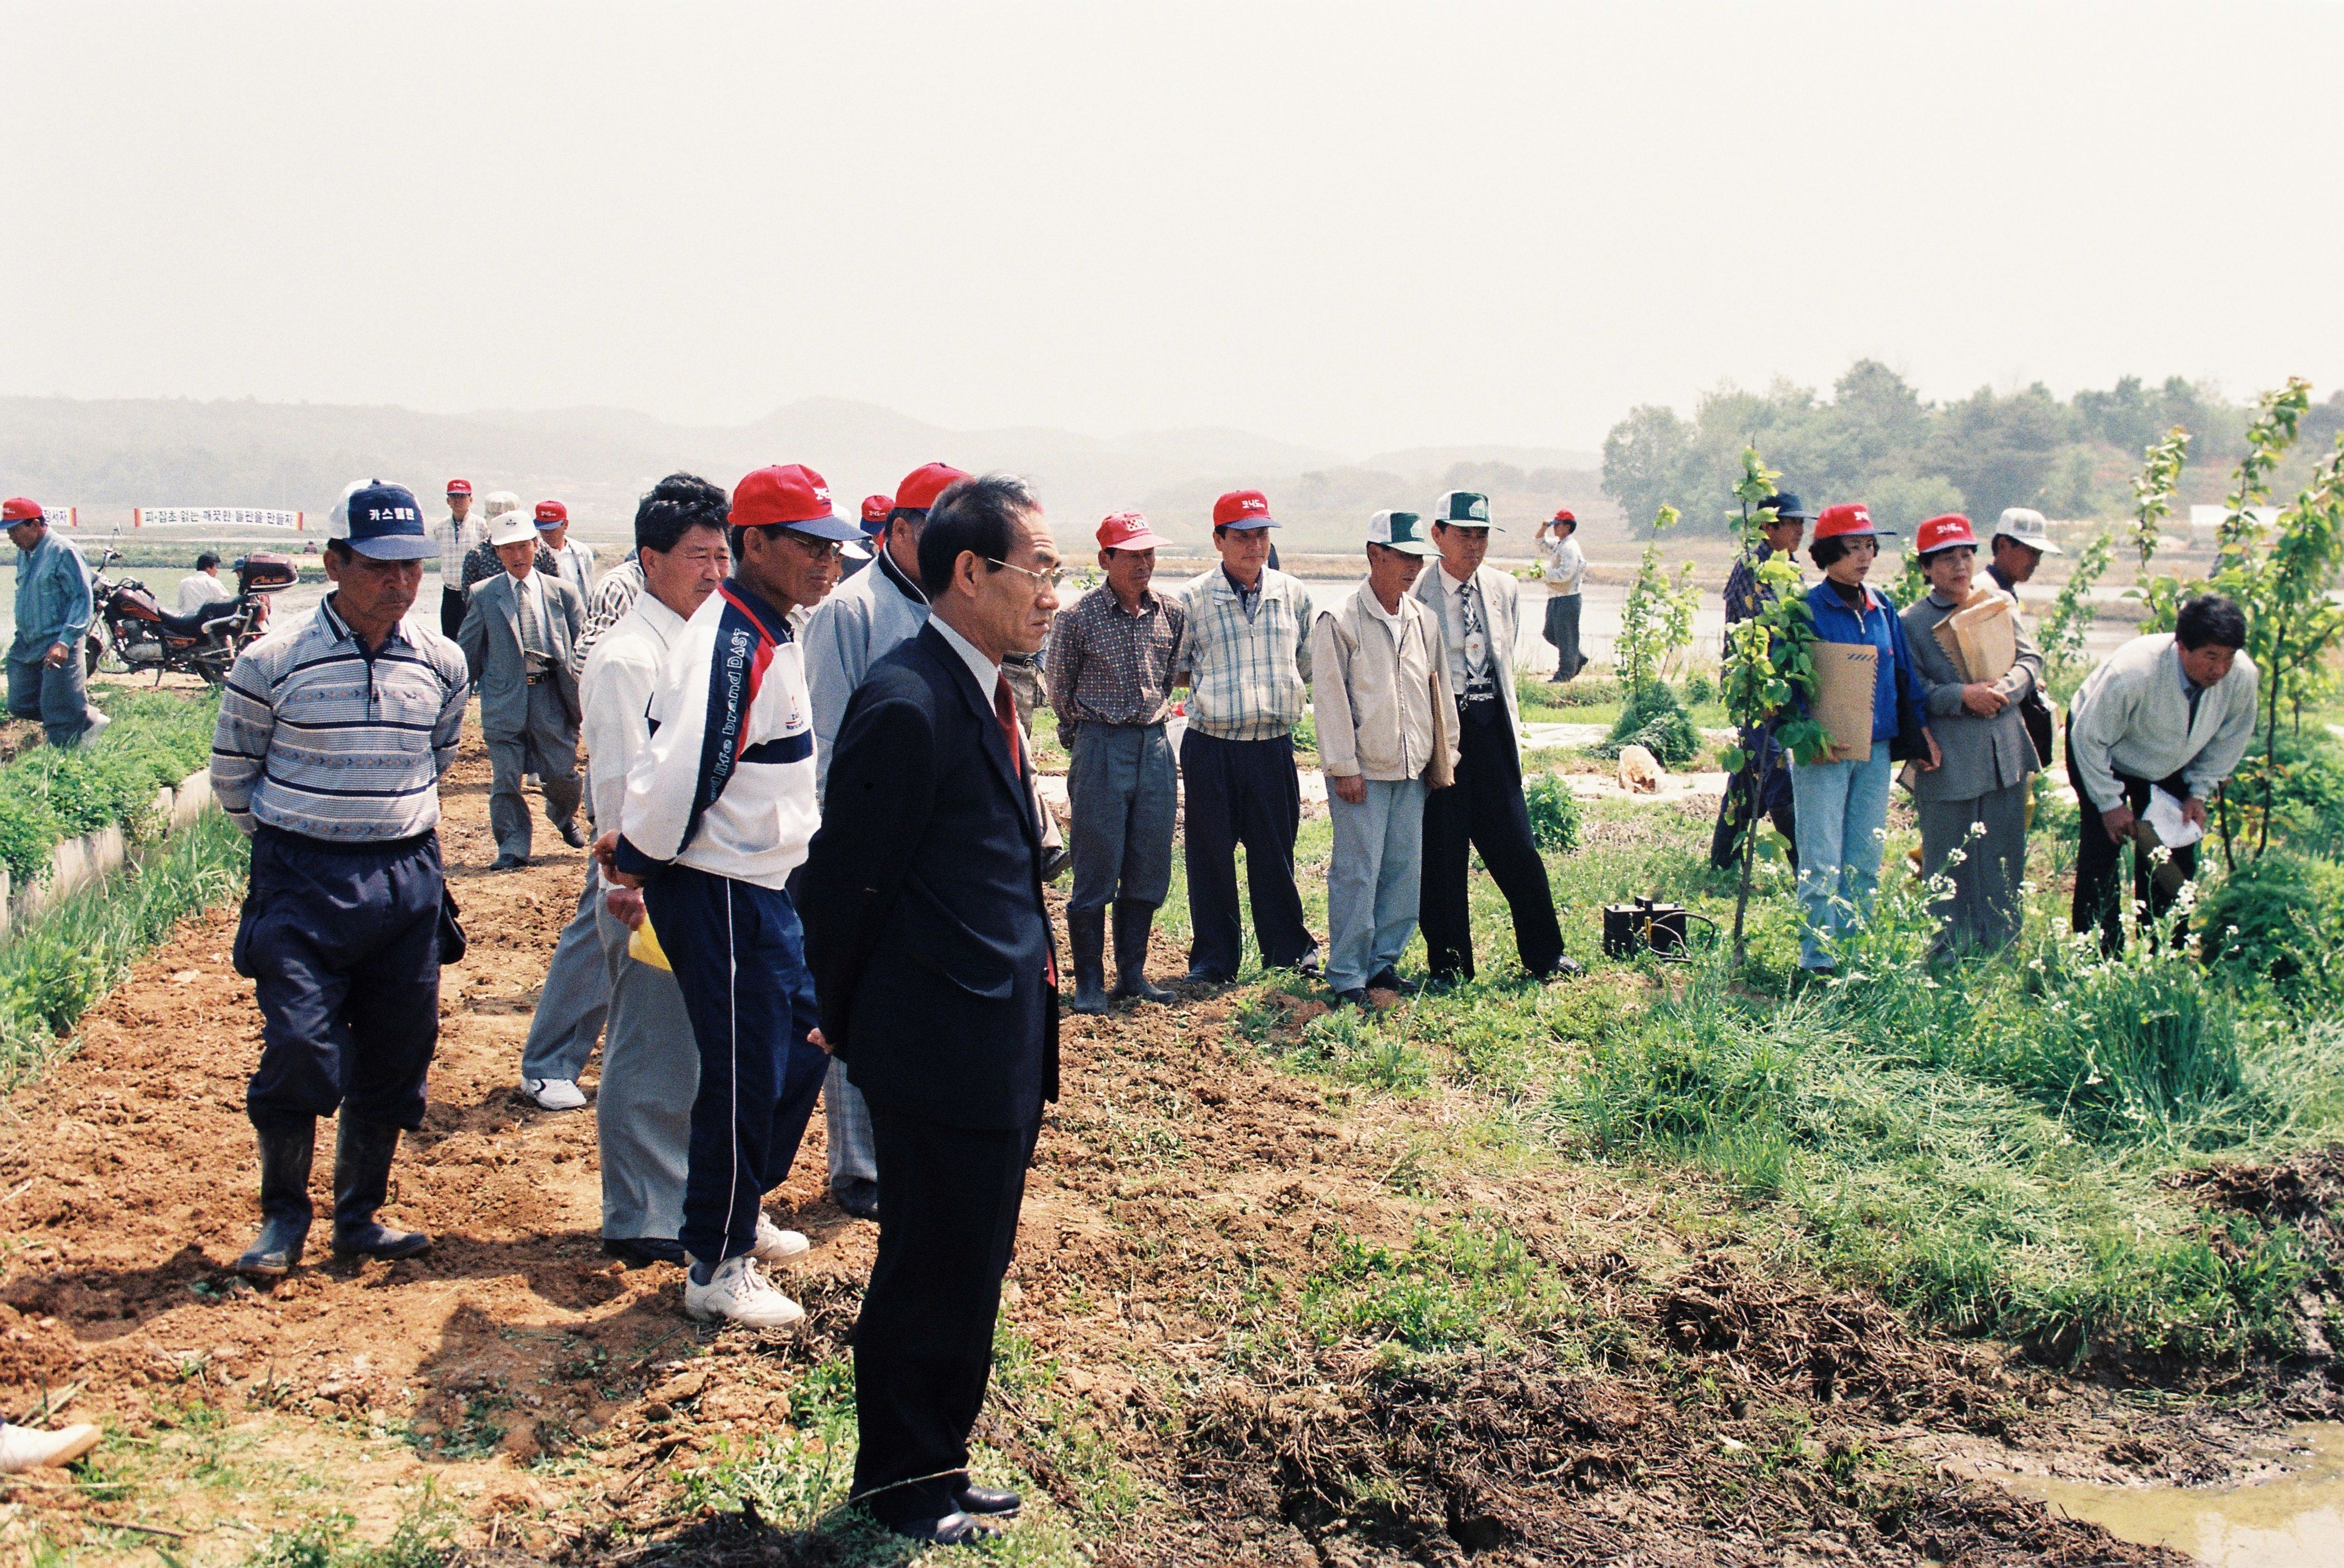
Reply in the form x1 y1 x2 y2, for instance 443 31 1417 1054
1933 620 1973 681
2144 788 2204 849
1810 642 1879 763
1949 598 2016 682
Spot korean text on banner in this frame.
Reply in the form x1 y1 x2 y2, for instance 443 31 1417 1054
132 507 305 530
1810 641 1879 763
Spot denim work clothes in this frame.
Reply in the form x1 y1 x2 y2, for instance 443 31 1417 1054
235 827 444 1130
641 864 829 1265
1325 778 1430 994
6 653 91 748
1789 751 1894 969
1066 721 1178 915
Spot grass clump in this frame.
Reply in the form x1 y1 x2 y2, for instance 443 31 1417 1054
1298 1220 1559 1354
0 689 218 882
1594 679 1700 767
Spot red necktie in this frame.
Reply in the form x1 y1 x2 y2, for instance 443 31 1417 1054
994 674 1026 777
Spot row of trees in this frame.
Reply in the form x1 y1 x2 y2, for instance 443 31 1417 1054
1602 362 2344 539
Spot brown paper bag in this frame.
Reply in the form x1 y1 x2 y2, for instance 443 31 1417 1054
1933 620 1973 681
1950 597 2016 682
1811 641 1879 762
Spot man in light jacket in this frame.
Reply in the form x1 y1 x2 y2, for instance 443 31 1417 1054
1413 491 1581 983
1313 511 1456 1007
1898 514 2043 954
2066 594 2256 955
797 459 964 1223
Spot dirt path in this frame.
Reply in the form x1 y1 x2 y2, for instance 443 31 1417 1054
0 725 2228 1565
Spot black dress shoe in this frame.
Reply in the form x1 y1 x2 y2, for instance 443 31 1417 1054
1366 967 1420 996
1182 965 1233 985
955 1483 1021 1516
488 854 529 872
882 1510 1001 1545
832 1180 880 1222
1542 955 1587 981
1334 988 1370 1010
558 820 588 849
601 1236 686 1268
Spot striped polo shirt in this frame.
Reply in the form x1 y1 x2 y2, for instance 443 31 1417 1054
211 595 471 842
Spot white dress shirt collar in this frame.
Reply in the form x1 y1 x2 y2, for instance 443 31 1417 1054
929 613 1001 697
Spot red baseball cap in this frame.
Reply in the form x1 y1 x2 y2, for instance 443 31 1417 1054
1914 513 1978 555
446 479 473 497
1 498 42 523
533 499 568 527
1814 503 1893 540
1550 507 1577 528
895 462 969 513
1097 512 1173 552
859 493 893 532
1212 489 1277 529
732 464 862 541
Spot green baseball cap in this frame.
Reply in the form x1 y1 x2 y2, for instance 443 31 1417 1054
1430 489 1499 529
1366 509 1438 556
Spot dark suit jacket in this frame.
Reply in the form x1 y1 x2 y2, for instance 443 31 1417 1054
800 622 1059 1131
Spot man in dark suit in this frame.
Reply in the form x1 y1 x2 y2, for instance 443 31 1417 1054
799 474 1062 1546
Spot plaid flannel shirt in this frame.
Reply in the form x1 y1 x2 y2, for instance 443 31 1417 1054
1172 566 1314 741
1048 584 1185 731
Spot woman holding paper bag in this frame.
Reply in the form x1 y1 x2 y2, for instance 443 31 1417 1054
1791 504 1938 973
1900 514 2043 954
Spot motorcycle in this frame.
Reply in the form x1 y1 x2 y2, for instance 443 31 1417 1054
86 549 299 685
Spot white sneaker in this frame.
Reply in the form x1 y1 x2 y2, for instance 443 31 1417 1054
682 1254 804 1329
753 1211 810 1263
522 1078 588 1111
0 1423 101 1473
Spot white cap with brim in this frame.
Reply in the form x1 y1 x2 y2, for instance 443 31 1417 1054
489 517 539 549
1994 507 2063 556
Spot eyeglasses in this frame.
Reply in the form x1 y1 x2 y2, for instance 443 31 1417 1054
986 558 1066 591
776 530 847 561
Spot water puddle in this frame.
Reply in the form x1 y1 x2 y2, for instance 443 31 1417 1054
1988 1423 2344 1566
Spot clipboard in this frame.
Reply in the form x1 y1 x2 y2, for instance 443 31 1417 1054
1811 642 1879 762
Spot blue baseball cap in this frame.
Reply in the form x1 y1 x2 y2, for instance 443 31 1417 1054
338 480 438 561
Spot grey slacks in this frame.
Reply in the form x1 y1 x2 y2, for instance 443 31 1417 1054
824 1059 876 1191
1916 781 2030 955
520 869 611 1084
1067 721 1177 915
595 900 697 1243
1326 777 1429 994
485 682 582 862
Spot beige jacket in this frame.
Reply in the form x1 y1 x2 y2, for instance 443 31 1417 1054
1310 580 1459 786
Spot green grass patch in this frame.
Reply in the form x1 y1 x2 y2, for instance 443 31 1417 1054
0 809 246 1080
0 689 219 883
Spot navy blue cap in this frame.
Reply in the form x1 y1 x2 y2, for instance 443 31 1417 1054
1760 492 1814 522
340 480 438 561
780 512 869 545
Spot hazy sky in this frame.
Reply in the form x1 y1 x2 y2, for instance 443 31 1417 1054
6 1 2340 456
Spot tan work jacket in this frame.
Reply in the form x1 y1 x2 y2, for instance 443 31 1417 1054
1310 579 1458 786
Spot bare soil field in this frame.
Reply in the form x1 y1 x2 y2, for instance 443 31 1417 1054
0 728 2326 1564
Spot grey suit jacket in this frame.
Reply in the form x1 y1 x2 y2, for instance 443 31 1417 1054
458 570 584 737
1411 562 1524 758
1900 588 2043 801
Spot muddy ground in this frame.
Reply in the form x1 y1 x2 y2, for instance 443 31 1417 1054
0 725 2327 1565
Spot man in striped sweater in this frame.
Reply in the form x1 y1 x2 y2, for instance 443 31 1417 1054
211 481 471 1279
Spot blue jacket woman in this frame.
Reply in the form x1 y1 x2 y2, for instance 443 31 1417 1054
1790 503 1937 972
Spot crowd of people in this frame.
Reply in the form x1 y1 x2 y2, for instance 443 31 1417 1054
0 454 2253 1521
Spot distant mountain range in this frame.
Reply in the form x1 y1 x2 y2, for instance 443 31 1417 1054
0 394 1610 551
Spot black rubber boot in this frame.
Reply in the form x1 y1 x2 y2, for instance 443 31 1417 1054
1068 907 1110 1015
330 1116 431 1261
1111 901 1174 1003
234 1115 316 1278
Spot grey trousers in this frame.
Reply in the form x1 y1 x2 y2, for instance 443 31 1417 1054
1326 777 1429 994
1917 781 2030 955
824 1059 876 1190
1066 721 1178 914
520 869 611 1084
7 653 91 747
595 900 697 1242
485 682 582 861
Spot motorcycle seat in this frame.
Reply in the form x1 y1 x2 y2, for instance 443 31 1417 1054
156 604 240 638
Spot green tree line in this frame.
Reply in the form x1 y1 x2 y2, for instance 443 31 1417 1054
1602 361 2344 538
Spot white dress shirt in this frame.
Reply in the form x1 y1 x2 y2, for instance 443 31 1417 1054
177 571 235 615
929 613 1003 703
580 592 687 840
